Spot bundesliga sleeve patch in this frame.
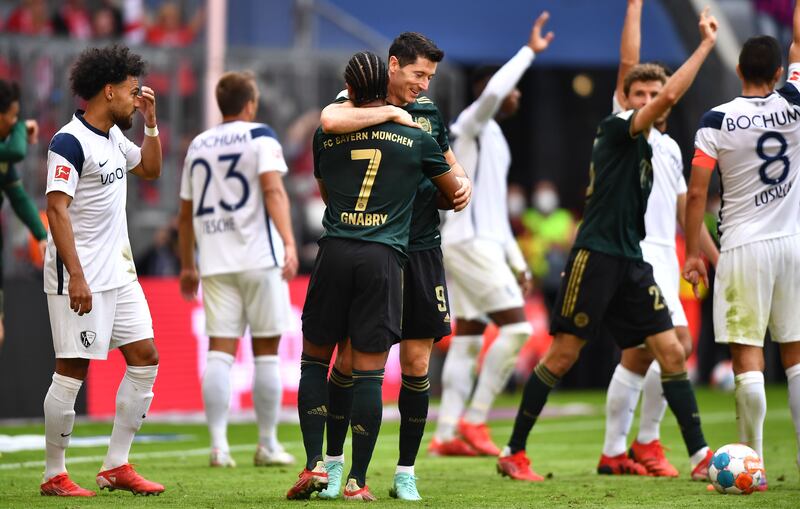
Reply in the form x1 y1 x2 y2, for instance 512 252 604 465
790 70 800 82
54 165 71 182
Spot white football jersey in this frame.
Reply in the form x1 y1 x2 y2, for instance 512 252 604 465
612 94 686 248
179 121 288 276
44 111 142 295
695 63 800 251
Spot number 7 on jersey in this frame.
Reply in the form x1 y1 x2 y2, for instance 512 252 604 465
352 149 382 211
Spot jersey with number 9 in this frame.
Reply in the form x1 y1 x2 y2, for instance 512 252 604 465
694 64 800 251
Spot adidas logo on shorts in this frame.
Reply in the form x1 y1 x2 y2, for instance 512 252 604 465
351 424 369 436
307 405 327 416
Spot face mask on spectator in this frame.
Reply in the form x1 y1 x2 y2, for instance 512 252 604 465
533 189 559 215
508 193 526 218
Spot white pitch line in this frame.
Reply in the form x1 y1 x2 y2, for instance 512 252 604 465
0 410 788 471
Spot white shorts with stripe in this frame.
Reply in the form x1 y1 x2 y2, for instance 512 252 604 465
443 239 524 321
714 233 800 346
202 266 290 338
47 280 153 360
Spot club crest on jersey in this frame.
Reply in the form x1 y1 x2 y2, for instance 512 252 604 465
416 117 432 134
54 165 71 182
80 330 96 348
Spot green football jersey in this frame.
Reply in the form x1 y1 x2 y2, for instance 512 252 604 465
313 121 451 257
402 96 450 251
573 110 653 259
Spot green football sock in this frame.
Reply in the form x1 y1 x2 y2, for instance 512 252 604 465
398 373 430 467
347 368 384 486
325 367 353 457
507 363 560 454
661 371 707 456
298 354 330 470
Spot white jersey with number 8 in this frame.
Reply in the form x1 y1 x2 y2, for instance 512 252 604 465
694 64 800 251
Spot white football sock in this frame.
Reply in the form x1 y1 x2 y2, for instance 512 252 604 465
43 373 83 481
690 446 710 468
637 361 667 444
464 322 532 424
103 364 157 470
734 371 766 460
602 364 644 457
785 363 800 468
253 354 282 450
395 464 415 476
203 351 234 453
434 334 482 441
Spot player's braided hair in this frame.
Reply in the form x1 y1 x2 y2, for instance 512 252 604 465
69 44 147 101
344 52 388 106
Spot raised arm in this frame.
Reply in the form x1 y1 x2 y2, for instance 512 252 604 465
631 8 717 134
320 100 418 134
129 85 162 180
790 0 800 64
616 0 643 107
452 11 553 139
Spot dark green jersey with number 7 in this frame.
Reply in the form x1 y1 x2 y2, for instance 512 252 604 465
312 121 451 258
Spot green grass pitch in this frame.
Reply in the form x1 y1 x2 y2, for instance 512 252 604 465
1 387 798 508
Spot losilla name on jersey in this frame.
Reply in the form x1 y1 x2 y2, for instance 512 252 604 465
340 212 388 227
755 180 792 207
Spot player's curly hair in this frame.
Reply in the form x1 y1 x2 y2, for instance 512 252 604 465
389 32 444 67
344 52 388 106
623 63 668 97
0 79 20 114
69 44 147 101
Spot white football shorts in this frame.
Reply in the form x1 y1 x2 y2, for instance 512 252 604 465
714 233 800 346
641 241 687 328
48 280 154 360
202 266 290 338
443 238 524 321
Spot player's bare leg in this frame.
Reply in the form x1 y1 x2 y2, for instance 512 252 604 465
646 330 710 480
252 336 294 466
499 333 584 481
96 339 163 495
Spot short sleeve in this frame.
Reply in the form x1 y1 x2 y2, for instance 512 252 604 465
178 151 192 201
433 109 450 153
420 132 451 179
122 136 142 171
251 125 288 175
46 133 83 197
778 63 800 105
694 110 724 160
